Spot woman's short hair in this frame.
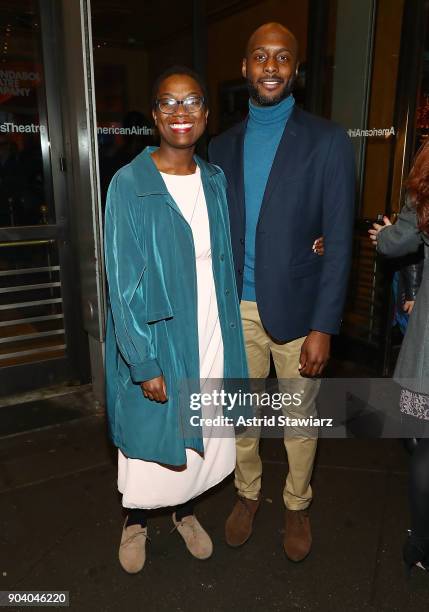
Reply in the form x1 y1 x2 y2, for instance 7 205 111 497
151 65 209 109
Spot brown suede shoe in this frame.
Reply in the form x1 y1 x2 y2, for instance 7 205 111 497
225 495 260 547
283 508 312 562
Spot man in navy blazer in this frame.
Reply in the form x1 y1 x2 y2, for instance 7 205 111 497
209 22 355 561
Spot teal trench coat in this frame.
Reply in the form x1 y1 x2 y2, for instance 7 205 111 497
104 147 248 466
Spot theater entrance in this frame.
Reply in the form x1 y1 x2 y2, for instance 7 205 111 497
0 0 90 397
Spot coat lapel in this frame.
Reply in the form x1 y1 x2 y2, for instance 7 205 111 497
131 148 224 243
257 106 305 223
132 147 200 229
198 158 221 254
230 121 246 224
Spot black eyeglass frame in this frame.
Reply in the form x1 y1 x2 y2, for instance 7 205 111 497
154 95 206 114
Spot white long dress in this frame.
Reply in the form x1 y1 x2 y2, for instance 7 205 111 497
118 166 236 509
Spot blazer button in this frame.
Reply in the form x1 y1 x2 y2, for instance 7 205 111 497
225 289 230 295
238 268 243 276
230 322 236 328
240 238 244 245
220 253 225 261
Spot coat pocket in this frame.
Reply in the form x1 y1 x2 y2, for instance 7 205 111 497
145 308 174 323
142 265 174 323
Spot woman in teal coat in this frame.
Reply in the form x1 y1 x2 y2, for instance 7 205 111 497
104 67 248 573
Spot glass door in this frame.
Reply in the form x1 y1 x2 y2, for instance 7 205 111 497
0 0 89 396
306 0 408 372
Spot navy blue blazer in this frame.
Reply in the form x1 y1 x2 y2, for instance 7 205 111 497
209 105 356 342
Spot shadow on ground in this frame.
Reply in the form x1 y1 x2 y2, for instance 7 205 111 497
0 400 428 611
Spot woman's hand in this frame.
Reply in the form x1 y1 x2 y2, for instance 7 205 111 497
403 300 415 314
141 375 168 403
368 216 392 247
312 237 324 256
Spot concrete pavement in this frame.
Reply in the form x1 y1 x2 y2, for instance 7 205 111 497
0 394 428 611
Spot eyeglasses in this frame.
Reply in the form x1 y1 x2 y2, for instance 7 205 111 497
155 95 205 115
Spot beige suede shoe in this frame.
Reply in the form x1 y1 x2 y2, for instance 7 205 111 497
172 513 213 560
118 520 149 573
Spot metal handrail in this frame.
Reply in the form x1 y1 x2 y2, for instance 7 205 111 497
0 298 62 311
0 329 65 344
0 239 55 248
0 266 60 277
0 314 64 327
0 344 66 361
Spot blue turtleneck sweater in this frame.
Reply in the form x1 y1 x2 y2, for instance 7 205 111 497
243 94 295 301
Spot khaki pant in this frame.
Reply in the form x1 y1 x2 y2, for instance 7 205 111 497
236 301 320 510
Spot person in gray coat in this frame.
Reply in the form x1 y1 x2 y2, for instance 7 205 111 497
369 141 429 573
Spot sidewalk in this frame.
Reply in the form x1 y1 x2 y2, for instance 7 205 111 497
0 400 428 611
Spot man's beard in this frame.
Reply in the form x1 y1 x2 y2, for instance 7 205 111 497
247 76 295 106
